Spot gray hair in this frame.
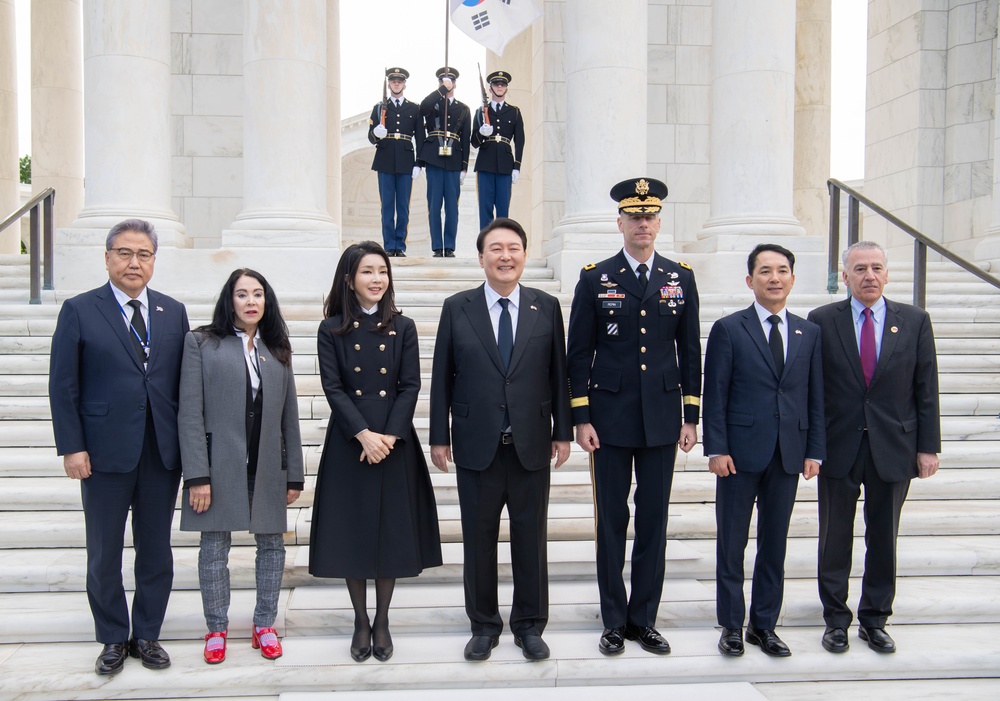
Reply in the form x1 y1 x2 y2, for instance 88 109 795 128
842 240 886 269
106 219 158 253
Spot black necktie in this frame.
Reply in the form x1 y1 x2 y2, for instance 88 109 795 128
127 299 147 363
637 263 649 291
498 298 513 372
768 314 784 376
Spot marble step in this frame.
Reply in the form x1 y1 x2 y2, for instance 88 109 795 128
3 624 998 701
3 533 996 594
3 465 999 514
2 574 999 646
2 498 998 551
3 414 998 450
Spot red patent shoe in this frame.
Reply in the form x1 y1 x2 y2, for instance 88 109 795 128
203 630 227 664
251 626 283 660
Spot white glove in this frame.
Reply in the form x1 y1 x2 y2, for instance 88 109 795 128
373 124 388 139
412 166 422 180
460 171 467 186
511 169 520 185
442 78 455 92
479 123 494 137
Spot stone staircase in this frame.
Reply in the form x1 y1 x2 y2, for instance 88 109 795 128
0 253 998 701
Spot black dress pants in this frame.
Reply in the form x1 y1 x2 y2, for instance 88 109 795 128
818 433 910 629
456 439 550 637
80 410 181 643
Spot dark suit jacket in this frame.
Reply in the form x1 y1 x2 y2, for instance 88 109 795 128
703 305 825 474
418 87 471 171
367 98 424 174
429 284 572 471
807 296 940 481
472 102 525 174
49 281 190 473
567 250 701 448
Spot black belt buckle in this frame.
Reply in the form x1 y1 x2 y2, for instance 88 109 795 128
500 432 514 445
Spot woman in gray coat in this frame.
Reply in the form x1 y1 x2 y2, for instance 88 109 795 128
178 268 304 665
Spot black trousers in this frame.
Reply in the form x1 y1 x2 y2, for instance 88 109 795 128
80 410 181 643
715 445 799 630
456 439 550 637
592 443 676 629
818 433 910 629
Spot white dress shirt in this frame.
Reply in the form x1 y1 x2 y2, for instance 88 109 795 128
484 283 520 345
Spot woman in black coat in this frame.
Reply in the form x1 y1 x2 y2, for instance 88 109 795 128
309 242 442 662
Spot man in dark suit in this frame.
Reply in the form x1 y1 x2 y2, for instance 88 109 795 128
419 66 471 257
430 217 572 661
567 178 701 656
49 219 190 675
471 70 525 230
368 67 424 257
703 244 825 657
808 241 940 654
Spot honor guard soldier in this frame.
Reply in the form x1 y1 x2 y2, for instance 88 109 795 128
472 70 525 230
566 177 702 657
368 67 424 257
419 66 471 257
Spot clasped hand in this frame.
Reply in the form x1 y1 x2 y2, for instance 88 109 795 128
357 429 396 464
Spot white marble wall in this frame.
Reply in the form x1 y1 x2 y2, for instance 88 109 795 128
170 0 245 249
864 0 996 261
0 0 19 254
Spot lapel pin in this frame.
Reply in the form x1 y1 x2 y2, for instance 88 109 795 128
794 329 802 335
530 305 538 311
619 267 627 273
260 355 266 362
389 330 397 335
156 306 164 312
891 326 898 333
657 267 664 273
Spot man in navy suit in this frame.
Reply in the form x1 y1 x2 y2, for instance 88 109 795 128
49 219 190 675
430 217 572 661
808 241 940 654
703 243 825 657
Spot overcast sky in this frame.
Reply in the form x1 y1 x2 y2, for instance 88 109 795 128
14 0 868 180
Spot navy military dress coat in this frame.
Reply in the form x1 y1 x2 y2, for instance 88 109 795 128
309 313 442 579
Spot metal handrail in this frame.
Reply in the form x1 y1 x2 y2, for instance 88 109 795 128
0 188 56 304
827 178 1000 308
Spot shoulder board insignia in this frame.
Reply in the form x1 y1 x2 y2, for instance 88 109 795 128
583 263 596 271
679 261 692 270
368 119 374 125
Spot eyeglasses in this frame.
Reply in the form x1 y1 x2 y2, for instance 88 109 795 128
110 247 155 262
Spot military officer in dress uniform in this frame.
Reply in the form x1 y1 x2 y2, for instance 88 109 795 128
472 70 525 230
419 66 471 257
368 67 424 257
566 177 702 657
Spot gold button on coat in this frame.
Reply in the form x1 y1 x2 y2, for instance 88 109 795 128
641 364 647 371
379 344 386 351
641 310 647 317
379 390 387 397
354 344 361 350
380 368 387 374
354 366 361 373
355 390 362 396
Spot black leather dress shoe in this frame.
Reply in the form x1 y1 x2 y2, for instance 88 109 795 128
623 625 671 655
433 250 444 257
464 634 500 661
95 642 128 675
128 637 171 669
444 249 456 257
599 627 625 656
514 634 550 661
822 626 849 653
396 251 406 257
745 626 791 657
372 625 393 662
859 626 896 653
718 627 744 656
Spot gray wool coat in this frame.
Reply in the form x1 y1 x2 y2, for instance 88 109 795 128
178 331 304 534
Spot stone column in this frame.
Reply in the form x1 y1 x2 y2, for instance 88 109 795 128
547 0 647 287
71 0 184 242
326 0 342 235
700 0 806 247
32 0 85 231
224 0 336 246
793 0 831 239
0 0 18 254
977 34 1000 266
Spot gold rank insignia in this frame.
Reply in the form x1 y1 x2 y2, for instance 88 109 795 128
679 261 692 270
635 179 650 195
583 263 596 271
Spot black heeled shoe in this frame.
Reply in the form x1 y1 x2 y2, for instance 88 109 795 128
372 624 393 662
350 626 372 662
